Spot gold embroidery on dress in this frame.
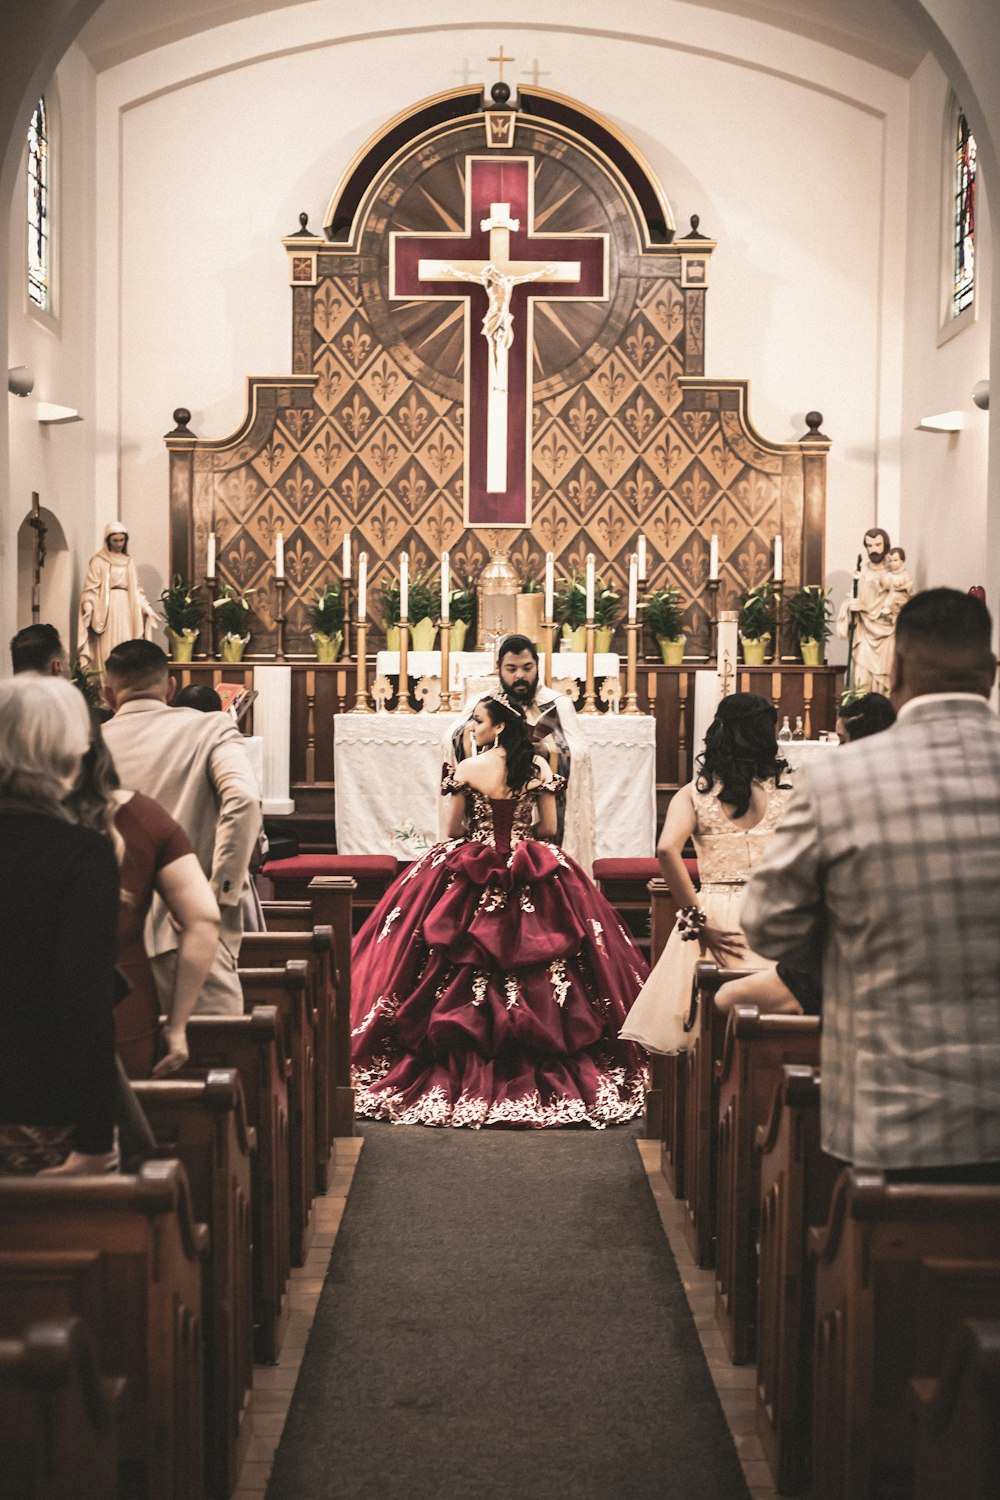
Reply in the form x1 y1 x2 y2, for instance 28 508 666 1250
377 905 401 941
549 960 570 1008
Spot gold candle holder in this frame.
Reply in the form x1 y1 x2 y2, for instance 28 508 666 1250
623 619 641 714
206 573 218 660
707 578 721 660
439 616 452 713
342 580 352 660
772 581 785 663
394 618 415 713
350 619 373 713
581 621 598 714
274 577 287 662
541 618 553 687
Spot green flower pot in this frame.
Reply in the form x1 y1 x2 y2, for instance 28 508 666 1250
314 631 343 663
167 627 198 663
411 617 438 652
561 624 586 652
220 634 247 662
449 619 468 652
799 638 824 666
595 626 614 653
740 635 769 666
657 635 686 665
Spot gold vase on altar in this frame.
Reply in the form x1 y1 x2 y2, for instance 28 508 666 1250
475 548 519 649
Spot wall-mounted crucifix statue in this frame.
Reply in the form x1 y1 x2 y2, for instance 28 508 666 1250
390 157 608 527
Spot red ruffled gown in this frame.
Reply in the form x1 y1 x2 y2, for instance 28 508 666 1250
351 768 649 1128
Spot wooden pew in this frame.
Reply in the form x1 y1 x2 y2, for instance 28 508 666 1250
0 1161 205 1500
239 960 317 1265
133 1070 254 1497
643 877 678 1144
680 961 756 1267
714 1006 821 1365
306 875 357 1138
241 927 337 1193
0 1317 126 1500
908 1318 1000 1500
809 1171 1000 1500
184 1009 290 1363
756 1065 840 1494
259 900 312 931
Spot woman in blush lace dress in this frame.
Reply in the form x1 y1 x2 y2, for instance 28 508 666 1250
620 693 793 1055
351 693 649 1128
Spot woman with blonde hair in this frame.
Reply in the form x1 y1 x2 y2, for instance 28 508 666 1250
0 675 120 1173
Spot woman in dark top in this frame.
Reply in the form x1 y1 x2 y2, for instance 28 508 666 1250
0 675 120 1173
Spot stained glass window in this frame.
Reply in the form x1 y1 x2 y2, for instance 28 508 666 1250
952 109 976 319
27 97 50 311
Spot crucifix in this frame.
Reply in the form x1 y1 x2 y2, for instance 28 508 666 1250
390 157 608 526
27 490 47 623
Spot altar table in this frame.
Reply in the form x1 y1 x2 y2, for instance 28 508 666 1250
333 710 656 865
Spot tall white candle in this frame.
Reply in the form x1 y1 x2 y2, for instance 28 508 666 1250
709 533 719 581
342 530 351 579
774 534 783 582
206 531 216 578
637 533 647 582
441 551 450 622
399 551 409 620
585 554 595 621
544 552 554 620
628 554 638 621
357 551 368 620
275 530 285 580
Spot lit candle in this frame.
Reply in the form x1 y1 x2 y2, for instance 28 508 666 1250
709 533 719 581
275 530 285 580
774 535 783 582
585 553 595 622
544 552 554 620
399 550 409 620
342 530 351 579
206 530 216 578
441 551 450 622
637 533 647 582
628 554 638 621
357 551 368 620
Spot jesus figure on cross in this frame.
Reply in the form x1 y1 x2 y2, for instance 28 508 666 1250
437 260 558 395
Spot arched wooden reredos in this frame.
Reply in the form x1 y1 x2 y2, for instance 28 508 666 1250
167 85 829 657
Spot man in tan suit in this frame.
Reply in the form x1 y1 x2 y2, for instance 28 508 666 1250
103 639 262 1015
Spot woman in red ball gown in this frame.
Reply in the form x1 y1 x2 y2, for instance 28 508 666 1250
351 692 649 1128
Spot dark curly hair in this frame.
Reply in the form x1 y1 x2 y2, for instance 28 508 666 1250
695 692 788 817
480 696 537 792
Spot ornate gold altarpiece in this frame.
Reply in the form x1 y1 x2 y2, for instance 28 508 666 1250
166 85 830 659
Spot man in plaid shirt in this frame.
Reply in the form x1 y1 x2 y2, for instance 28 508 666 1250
742 588 1000 1173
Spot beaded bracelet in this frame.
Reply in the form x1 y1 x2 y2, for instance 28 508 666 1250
675 904 708 942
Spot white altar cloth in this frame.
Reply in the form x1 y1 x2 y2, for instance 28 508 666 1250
334 710 655 865
375 650 620 697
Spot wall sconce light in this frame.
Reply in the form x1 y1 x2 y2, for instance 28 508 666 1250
973 380 989 410
916 411 965 432
7 366 34 397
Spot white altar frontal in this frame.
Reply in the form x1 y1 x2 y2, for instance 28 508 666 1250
333 710 656 865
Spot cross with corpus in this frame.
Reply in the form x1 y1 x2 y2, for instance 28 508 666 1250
390 157 608 526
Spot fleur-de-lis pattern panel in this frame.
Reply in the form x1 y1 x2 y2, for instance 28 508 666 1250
171 102 826 657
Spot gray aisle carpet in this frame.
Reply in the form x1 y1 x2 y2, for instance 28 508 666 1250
266 1122 750 1500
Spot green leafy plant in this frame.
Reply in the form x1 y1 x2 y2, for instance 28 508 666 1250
70 657 103 708
644 585 685 640
593 583 622 628
556 575 621 627
159 575 204 634
307 584 344 636
784 584 832 644
448 585 474 624
739 581 778 641
213 582 255 638
377 571 440 626
520 577 543 594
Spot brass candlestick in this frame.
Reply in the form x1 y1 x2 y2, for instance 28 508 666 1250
342 580 352 660
394 618 415 713
541 617 554 687
439 616 452 713
206 573 218 660
772 580 785 662
623 619 641 714
707 578 721 660
350 620 373 712
274 577 287 662
581 622 598 714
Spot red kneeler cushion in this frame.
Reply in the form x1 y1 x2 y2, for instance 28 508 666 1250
260 854 399 881
592 857 700 884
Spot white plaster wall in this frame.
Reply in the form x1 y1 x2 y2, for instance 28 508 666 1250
899 51 992 592
6 42 96 652
94 0 910 631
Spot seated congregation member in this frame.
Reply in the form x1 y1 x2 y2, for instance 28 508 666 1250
447 634 596 872
0 676 119 1174
9 621 67 676
352 691 648 1128
742 588 1000 1175
173 682 223 713
620 693 793 1055
102 640 262 1016
835 690 896 743
65 722 219 1078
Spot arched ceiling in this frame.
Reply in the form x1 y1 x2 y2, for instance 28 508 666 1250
77 0 928 77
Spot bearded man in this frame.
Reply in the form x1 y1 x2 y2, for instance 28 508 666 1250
445 634 596 872
835 527 896 694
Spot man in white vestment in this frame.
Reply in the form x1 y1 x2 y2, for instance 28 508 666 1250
444 634 596 873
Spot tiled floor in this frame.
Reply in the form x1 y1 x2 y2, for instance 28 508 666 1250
230 1136 363 1498
636 1139 778 1500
